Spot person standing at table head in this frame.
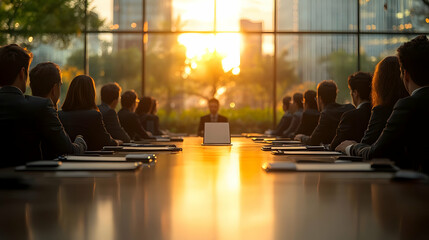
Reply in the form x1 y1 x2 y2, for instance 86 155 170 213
336 35 429 173
0 45 86 166
59 75 121 150
197 98 228 137
98 83 131 143
118 90 153 140
330 72 372 150
294 90 320 137
295 80 355 145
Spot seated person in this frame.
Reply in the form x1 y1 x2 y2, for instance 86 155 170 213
197 98 228 136
0 45 85 167
360 56 409 145
149 98 164 136
59 75 120 150
337 35 429 173
267 96 292 136
282 93 303 138
29 61 88 159
294 90 320 136
295 80 355 145
98 83 131 143
136 96 163 136
118 90 153 140
330 72 372 150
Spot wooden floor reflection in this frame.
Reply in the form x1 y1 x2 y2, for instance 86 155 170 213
1 137 429 240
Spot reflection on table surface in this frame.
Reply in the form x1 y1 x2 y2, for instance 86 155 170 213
1 137 429 240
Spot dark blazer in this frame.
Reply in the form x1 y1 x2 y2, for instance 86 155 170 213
59 110 118 151
118 108 152 140
272 112 292 136
98 103 131 143
351 87 429 173
295 108 320 136
360 105 393 145
139 113 163 136
0 86 78 166
198 114 228 136
282 110 303 138
330 102 372 150
303 103 355 146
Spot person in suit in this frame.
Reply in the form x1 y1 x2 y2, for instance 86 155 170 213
282 93 303 138
29 61 88 159
267 96 292 136
136 96 163 136
118 90 153 140
330 72 372 150
336 35 429 173
149 98 164 136
295 80 355 145
59 75 120 151
98 83 131 143
360 56 409 145
0 44 86 167
294 90 320 136
197 98 228 136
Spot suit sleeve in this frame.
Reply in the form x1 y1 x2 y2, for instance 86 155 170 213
105 109 131 143
305 112 328 145
131 114 151 139
153 115 163 135
351 100 410 160
360 109 389 145
94 112 119 146
282 114 301 138
330 112 354 150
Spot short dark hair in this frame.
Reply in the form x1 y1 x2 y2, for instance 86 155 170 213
293 93 303 109
348 72 372 101
397 35 429 86
135 96 153 115
317 80 337 104
304 90 318 110
29 62 61 97
282 96 291 108
208 98 219 105
121 90 138 109
62 75 97 111
100 82 121 104
0 44 33 86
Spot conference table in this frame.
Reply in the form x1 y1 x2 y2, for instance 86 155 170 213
1 137 428 240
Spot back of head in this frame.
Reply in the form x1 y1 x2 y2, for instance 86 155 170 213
348 72 372 101
121 90 138 109
62 75 97 111
135 96 153 115
397 35 429 87
293 93 304 109
282 96 292 108
372 56 408 107
304 90 317 110
100 82 121 105
0 44 33 87
317 80 337 105
29 62 61 97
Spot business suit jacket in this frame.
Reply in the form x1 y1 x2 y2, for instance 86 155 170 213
98 103 131 143
59 109 118 151
272 112 292 136
295 108 320 136
282 110 303 138
0 86 80 166
360 105 393 145
303 103 355 146
198 114 228 136
330 102 372 150
118 108 151 140
351 87 429 173
139 113 163 136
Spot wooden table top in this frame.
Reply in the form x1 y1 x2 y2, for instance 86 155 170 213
1 137 428 240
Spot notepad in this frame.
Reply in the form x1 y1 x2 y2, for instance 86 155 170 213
103 146 181 151
270 146 308 151
272 150 342 155
16 161 141 171
262 162 373 172
202 122 232 146
60 154 156 163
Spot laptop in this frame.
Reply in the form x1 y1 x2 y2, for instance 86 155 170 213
202 122 232 146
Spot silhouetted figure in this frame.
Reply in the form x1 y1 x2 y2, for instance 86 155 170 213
98 83 131 143
59 75 120 150
282 93 303 138
198 98 228 137
136 97 163 136
268 96 292 136
0 45 85 167
294 90 320 136
330 72 372 150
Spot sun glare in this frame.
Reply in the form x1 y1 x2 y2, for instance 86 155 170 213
178 33 241 73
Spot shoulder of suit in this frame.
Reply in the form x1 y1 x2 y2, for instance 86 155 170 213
25 95 52 107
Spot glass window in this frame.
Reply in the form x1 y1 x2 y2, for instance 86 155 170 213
172 0 215 31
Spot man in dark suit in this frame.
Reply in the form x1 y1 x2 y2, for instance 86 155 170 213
268 96 292 136
0 44 86 167
118 90 153 140
336 35 429 173
330 72 372 150
197 98 228 136
295 80 355 146
294 90 320 136
98 83 131 143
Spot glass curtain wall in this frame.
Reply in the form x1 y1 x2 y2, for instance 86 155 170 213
1 0 428 133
